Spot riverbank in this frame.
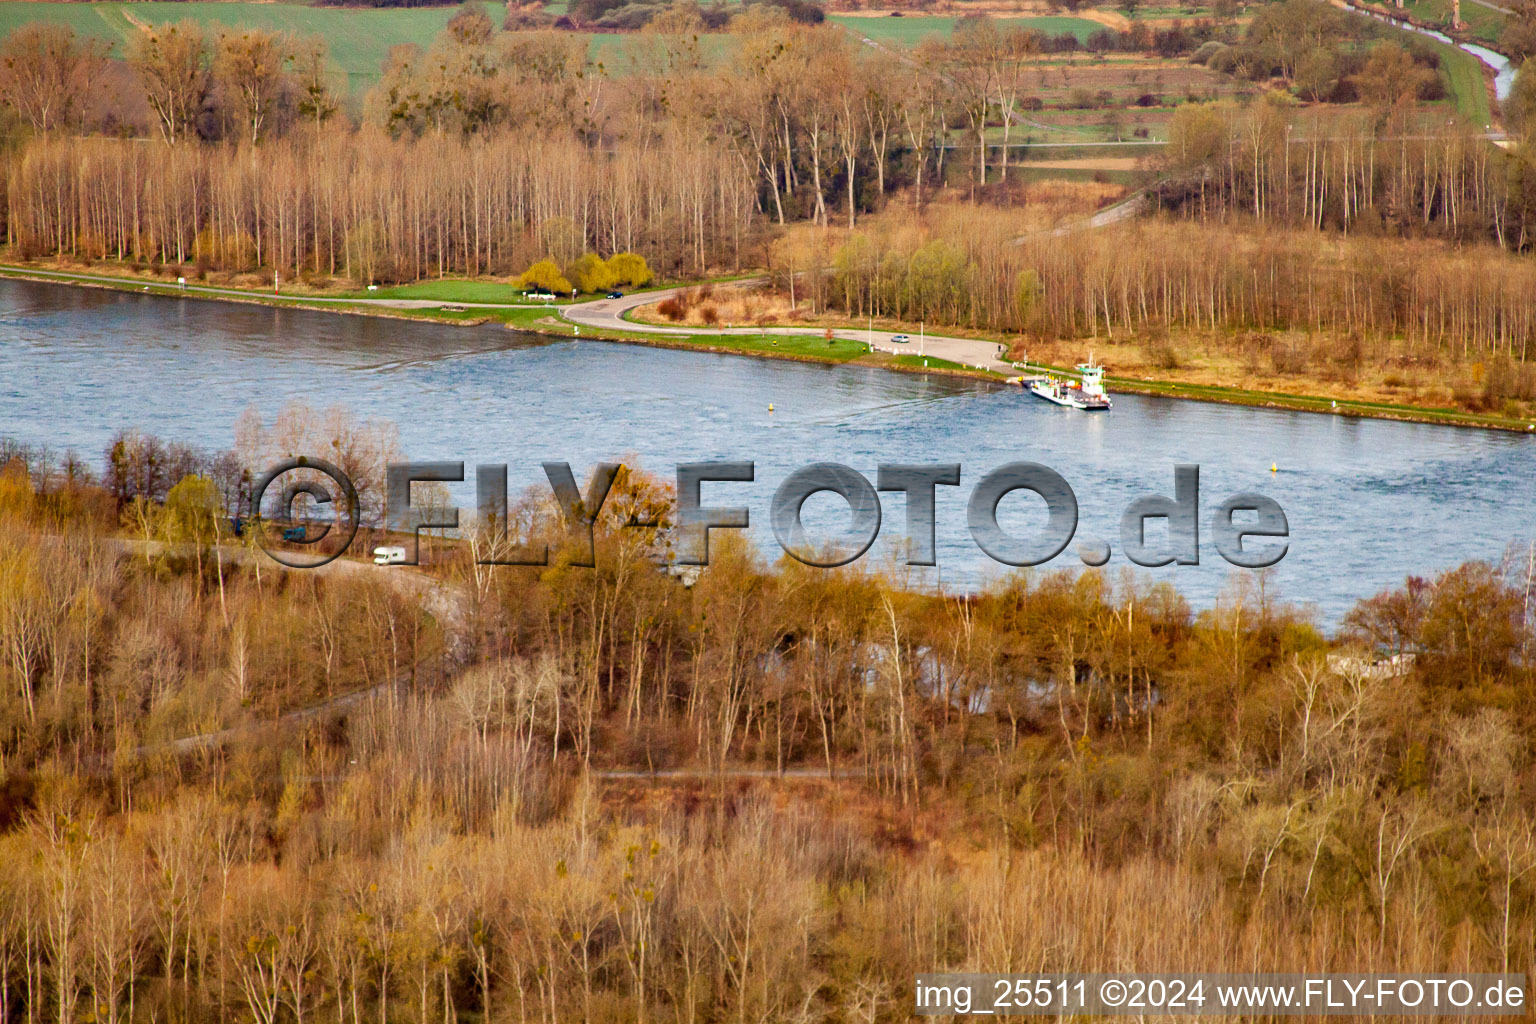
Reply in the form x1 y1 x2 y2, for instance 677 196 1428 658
5 261 1535 434
0 261 1006 379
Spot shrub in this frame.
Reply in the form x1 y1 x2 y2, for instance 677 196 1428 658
755 0 824 23
1191 40 1225 65
657 298 685 321
1268 339 1308 375
1208 45 1241 74
503 5 556 28
446 3 495 45
698 304 719 325
592 4 658 29
1148 342 1181 370
571 0 624 23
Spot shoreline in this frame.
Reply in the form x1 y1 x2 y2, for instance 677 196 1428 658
4 263 1533 435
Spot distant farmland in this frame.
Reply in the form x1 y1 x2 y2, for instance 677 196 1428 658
0 1 511 93
0 1 1108 95
830 13 1102 45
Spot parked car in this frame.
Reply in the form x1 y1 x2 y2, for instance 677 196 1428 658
606 291 624 299
373 546 408 566
281 526 307 542
891 334 911 344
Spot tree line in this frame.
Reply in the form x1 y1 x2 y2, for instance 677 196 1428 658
1159 94 1536 248
2 2 1533 290
0 8 1219 277
808 213 1536 371
3 128 756 280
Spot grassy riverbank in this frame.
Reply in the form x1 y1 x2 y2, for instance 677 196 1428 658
5 260 1535 433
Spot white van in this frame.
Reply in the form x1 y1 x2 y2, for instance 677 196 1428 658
372 546 407 565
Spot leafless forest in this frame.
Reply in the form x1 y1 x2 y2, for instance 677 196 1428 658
0 432 1534 1022
2 3 1536 276
2 1 1536 386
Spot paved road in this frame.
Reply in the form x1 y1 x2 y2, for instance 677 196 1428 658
1044 190 1150 237
560 189 1147 366
561 286 1018 374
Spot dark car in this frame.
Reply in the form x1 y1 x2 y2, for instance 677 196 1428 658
606 291 624 299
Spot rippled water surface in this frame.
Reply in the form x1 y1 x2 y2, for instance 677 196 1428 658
2 277 1533 625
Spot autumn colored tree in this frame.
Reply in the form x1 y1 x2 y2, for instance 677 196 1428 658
518 258 574 294
606 252 653 288
1351 42 1435 112
565 253 615 293
158 474 225 596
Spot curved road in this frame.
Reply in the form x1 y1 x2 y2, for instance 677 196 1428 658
0 263 1035 374
561 286 1018 373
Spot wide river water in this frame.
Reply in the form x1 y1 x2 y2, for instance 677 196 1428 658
2 277 1533 626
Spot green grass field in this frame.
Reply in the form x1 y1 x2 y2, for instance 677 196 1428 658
0 1 512 92
1125 4 1219 17
889 354 972 371
0 2 1103 94
830 14 1102 46
0 1 695 92
1424 34 1495 125
328 279 533 302
1399 0 1507 43
679 332 870 360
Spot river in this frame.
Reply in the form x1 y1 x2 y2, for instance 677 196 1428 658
2 277 1533 625
1346 5 1517 102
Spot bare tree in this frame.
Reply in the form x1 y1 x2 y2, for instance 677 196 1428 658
292 35 340 132
0 24 106 134
129 20 211 144
213 30 294 145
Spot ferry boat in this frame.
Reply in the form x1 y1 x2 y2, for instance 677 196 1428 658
1012 360 1112 411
